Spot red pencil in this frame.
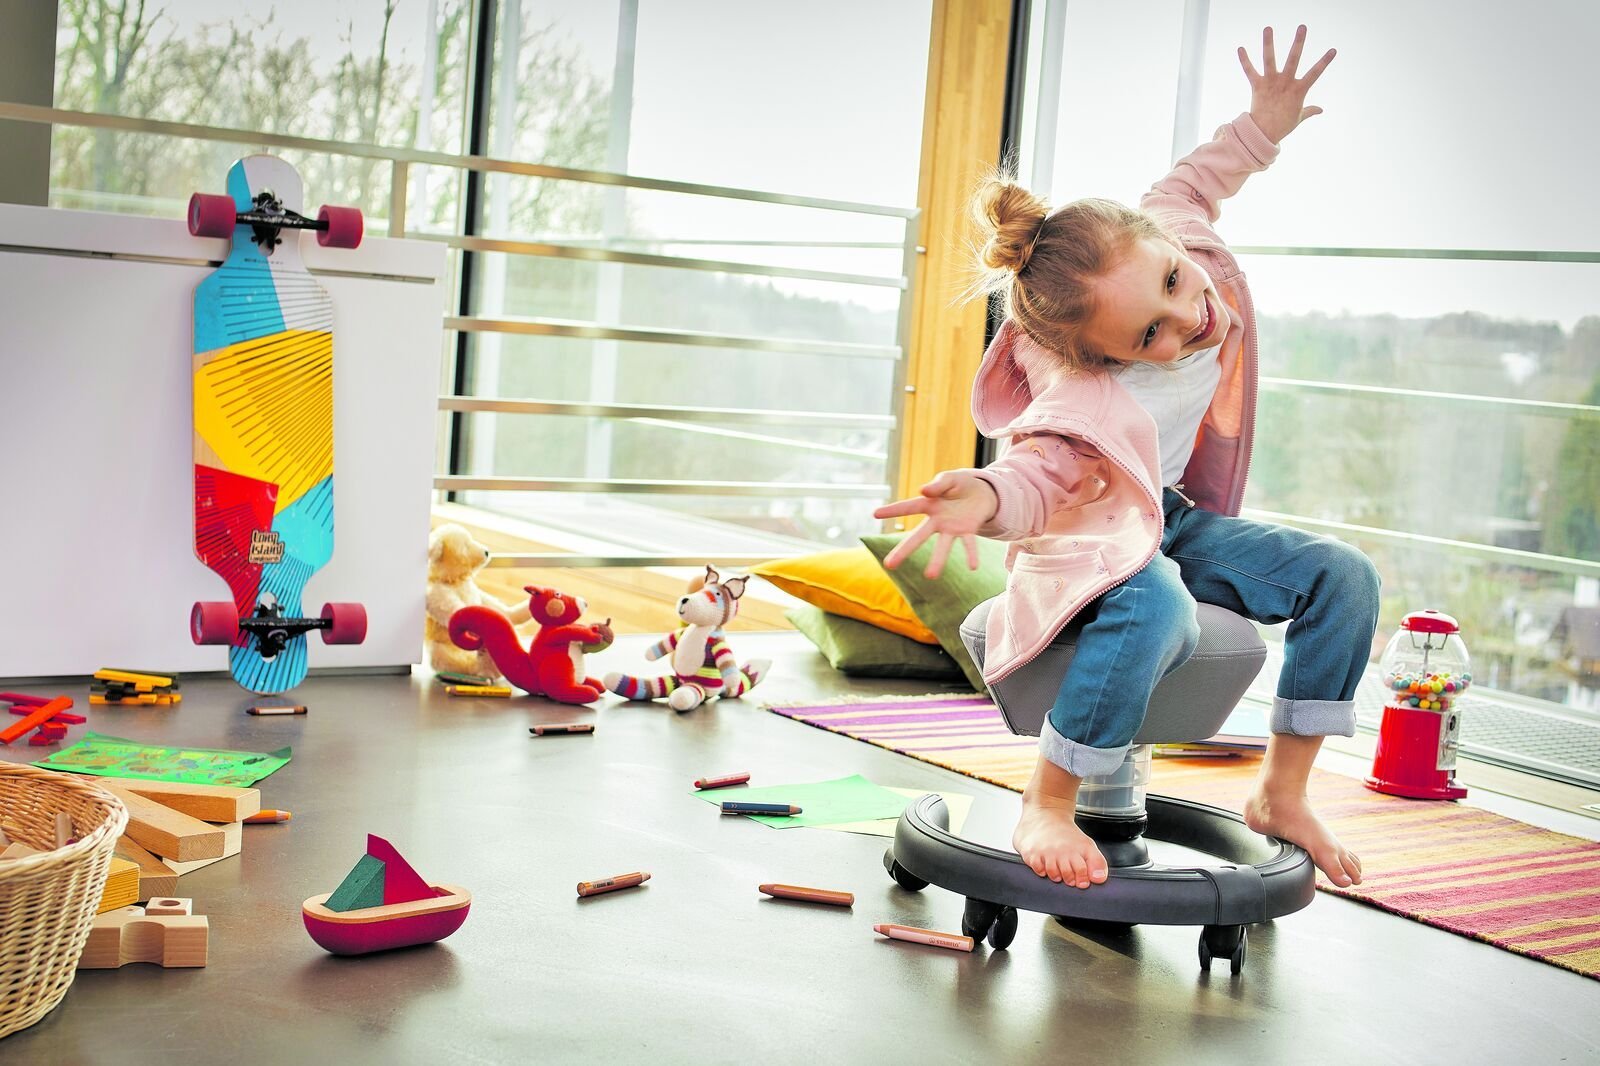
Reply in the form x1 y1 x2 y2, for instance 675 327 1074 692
759 883 854 907
694 771 751 790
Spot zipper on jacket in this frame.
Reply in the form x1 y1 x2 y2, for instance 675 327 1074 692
1170 483 1197 508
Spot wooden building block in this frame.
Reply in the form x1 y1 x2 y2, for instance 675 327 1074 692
78 906 208 969
28 733 56 746
91 778 260 823
114 836 179 901
144 897 192 916
55 811 74 847
104 786 224 862
0 696 71 744
166 820 242 875
325 854 387 912
38 721 68 739
96 857 141 914
0 842 39 859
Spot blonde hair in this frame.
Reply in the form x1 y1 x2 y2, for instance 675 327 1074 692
971 173 1174 372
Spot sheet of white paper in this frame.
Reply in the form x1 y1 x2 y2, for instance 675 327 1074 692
813 787 974 838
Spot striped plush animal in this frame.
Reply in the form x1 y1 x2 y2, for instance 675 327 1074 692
603 566 771 713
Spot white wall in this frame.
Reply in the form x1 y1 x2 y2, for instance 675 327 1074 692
0 203 446 679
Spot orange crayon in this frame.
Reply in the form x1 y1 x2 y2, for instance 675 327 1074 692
759 883 854 907
577 871 651 897
694 771 751 790
872 923 974 953
244 810 292 823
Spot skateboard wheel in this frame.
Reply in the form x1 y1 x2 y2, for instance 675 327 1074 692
316 205 364 249
320 602 367 644
188 193 237 238
191 601 240 645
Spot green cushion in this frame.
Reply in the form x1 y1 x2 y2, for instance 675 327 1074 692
785 606 966 681
860 533 1009 692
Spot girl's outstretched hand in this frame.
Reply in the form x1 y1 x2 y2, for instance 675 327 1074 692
872 471 997 579
1238 25 1335 144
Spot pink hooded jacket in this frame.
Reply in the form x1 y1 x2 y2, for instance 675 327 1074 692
967 113 1277 686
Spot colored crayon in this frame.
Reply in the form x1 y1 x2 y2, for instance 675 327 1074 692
447 685 513 697
872 923 974 953
720 801 802 816
435 670 496 686
247 704 308 716
529 723 595 736
576 871 651 897
759 883 854 907
244 810 292 823
694 771 751 790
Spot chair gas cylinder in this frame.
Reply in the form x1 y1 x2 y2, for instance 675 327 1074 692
1365 609 1472 800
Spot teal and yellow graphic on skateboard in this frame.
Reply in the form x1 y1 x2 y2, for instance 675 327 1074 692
187 156 367 694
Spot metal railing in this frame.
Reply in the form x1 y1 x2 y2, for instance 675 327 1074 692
0 102 921 569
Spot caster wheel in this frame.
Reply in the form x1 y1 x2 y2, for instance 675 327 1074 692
987 906 1018 950
887 860 928 893
188 193 236 237
1199 924 1247 974
961 898 1002 942
191 601 239 645
320 602 368 644
316 204 364 248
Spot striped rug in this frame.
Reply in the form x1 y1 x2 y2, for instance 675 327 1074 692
767 692 1600 981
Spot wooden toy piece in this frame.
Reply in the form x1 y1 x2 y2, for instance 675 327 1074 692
165 820 242 875
78 905 208 969
38 721 68 739
144 897 193 916
0 696 72 744
93 668 174 688
90 778 261 823
7 707 86 724
102 785 225 862
365 834 436 905
97 858 141 913
55 811 74 847
114 837 179 901
28 734 57 746
0 842 40 860
302 886 471 957
0 692 50 706
325 854 387 912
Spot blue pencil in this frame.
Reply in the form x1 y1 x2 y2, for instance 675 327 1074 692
720 801 803 815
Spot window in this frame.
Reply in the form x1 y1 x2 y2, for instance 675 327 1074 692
1017 0 1600 712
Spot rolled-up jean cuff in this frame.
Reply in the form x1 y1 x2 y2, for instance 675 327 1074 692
1271 697 1356 737
1039 718 1130 778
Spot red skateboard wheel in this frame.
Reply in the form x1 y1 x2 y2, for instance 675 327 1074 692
320 602 367 644
316 205 364 249
191 601 240 645
188 193 237 238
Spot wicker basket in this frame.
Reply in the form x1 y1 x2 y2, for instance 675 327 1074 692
0 764 128 1040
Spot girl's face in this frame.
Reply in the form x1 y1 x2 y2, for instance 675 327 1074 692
1082 237 1227 364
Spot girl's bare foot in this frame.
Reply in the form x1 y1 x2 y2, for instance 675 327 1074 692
1244 789 1362 887
1013 800 1109 889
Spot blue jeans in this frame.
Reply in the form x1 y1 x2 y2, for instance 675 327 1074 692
1040 488 1382 778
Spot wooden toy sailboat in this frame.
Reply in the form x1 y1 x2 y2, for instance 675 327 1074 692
302 834 470 955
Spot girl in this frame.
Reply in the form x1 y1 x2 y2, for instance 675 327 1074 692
876 26 1376 891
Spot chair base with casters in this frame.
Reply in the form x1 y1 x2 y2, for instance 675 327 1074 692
881 599 1317 973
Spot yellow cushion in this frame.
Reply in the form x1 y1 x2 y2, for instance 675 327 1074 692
752 547 940 645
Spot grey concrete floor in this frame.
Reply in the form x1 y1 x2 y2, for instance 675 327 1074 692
3 632 1598 1065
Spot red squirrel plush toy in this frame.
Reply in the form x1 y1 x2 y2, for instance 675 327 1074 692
448 586 613 703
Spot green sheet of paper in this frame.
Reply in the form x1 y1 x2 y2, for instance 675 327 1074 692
814 788 973 839
33 733 292 787
693 774 910 828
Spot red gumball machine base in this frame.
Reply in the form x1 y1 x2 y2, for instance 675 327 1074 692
1364 703 1467 800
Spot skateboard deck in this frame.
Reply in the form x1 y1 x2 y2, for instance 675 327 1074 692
190 156 360 694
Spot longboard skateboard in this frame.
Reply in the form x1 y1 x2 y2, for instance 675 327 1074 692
187 155 367 694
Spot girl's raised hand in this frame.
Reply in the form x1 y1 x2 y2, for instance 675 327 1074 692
872 470 997 579
1238 25 1335 144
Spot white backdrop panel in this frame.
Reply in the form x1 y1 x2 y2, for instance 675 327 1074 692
0 203 446 679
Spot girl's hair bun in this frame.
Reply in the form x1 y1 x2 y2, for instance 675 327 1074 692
972 175 1049 274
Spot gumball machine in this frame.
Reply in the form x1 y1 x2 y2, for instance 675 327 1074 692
1365 609 1472 800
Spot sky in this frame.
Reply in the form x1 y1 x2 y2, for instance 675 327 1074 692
96 0 1597 328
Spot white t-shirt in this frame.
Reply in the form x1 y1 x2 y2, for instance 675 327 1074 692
1113 344 1223 487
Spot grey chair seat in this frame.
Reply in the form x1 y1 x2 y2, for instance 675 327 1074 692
959 598 1266 744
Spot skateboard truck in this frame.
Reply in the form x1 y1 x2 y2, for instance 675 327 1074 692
241 597 328 661
192 596 367 656
188 190 363 251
